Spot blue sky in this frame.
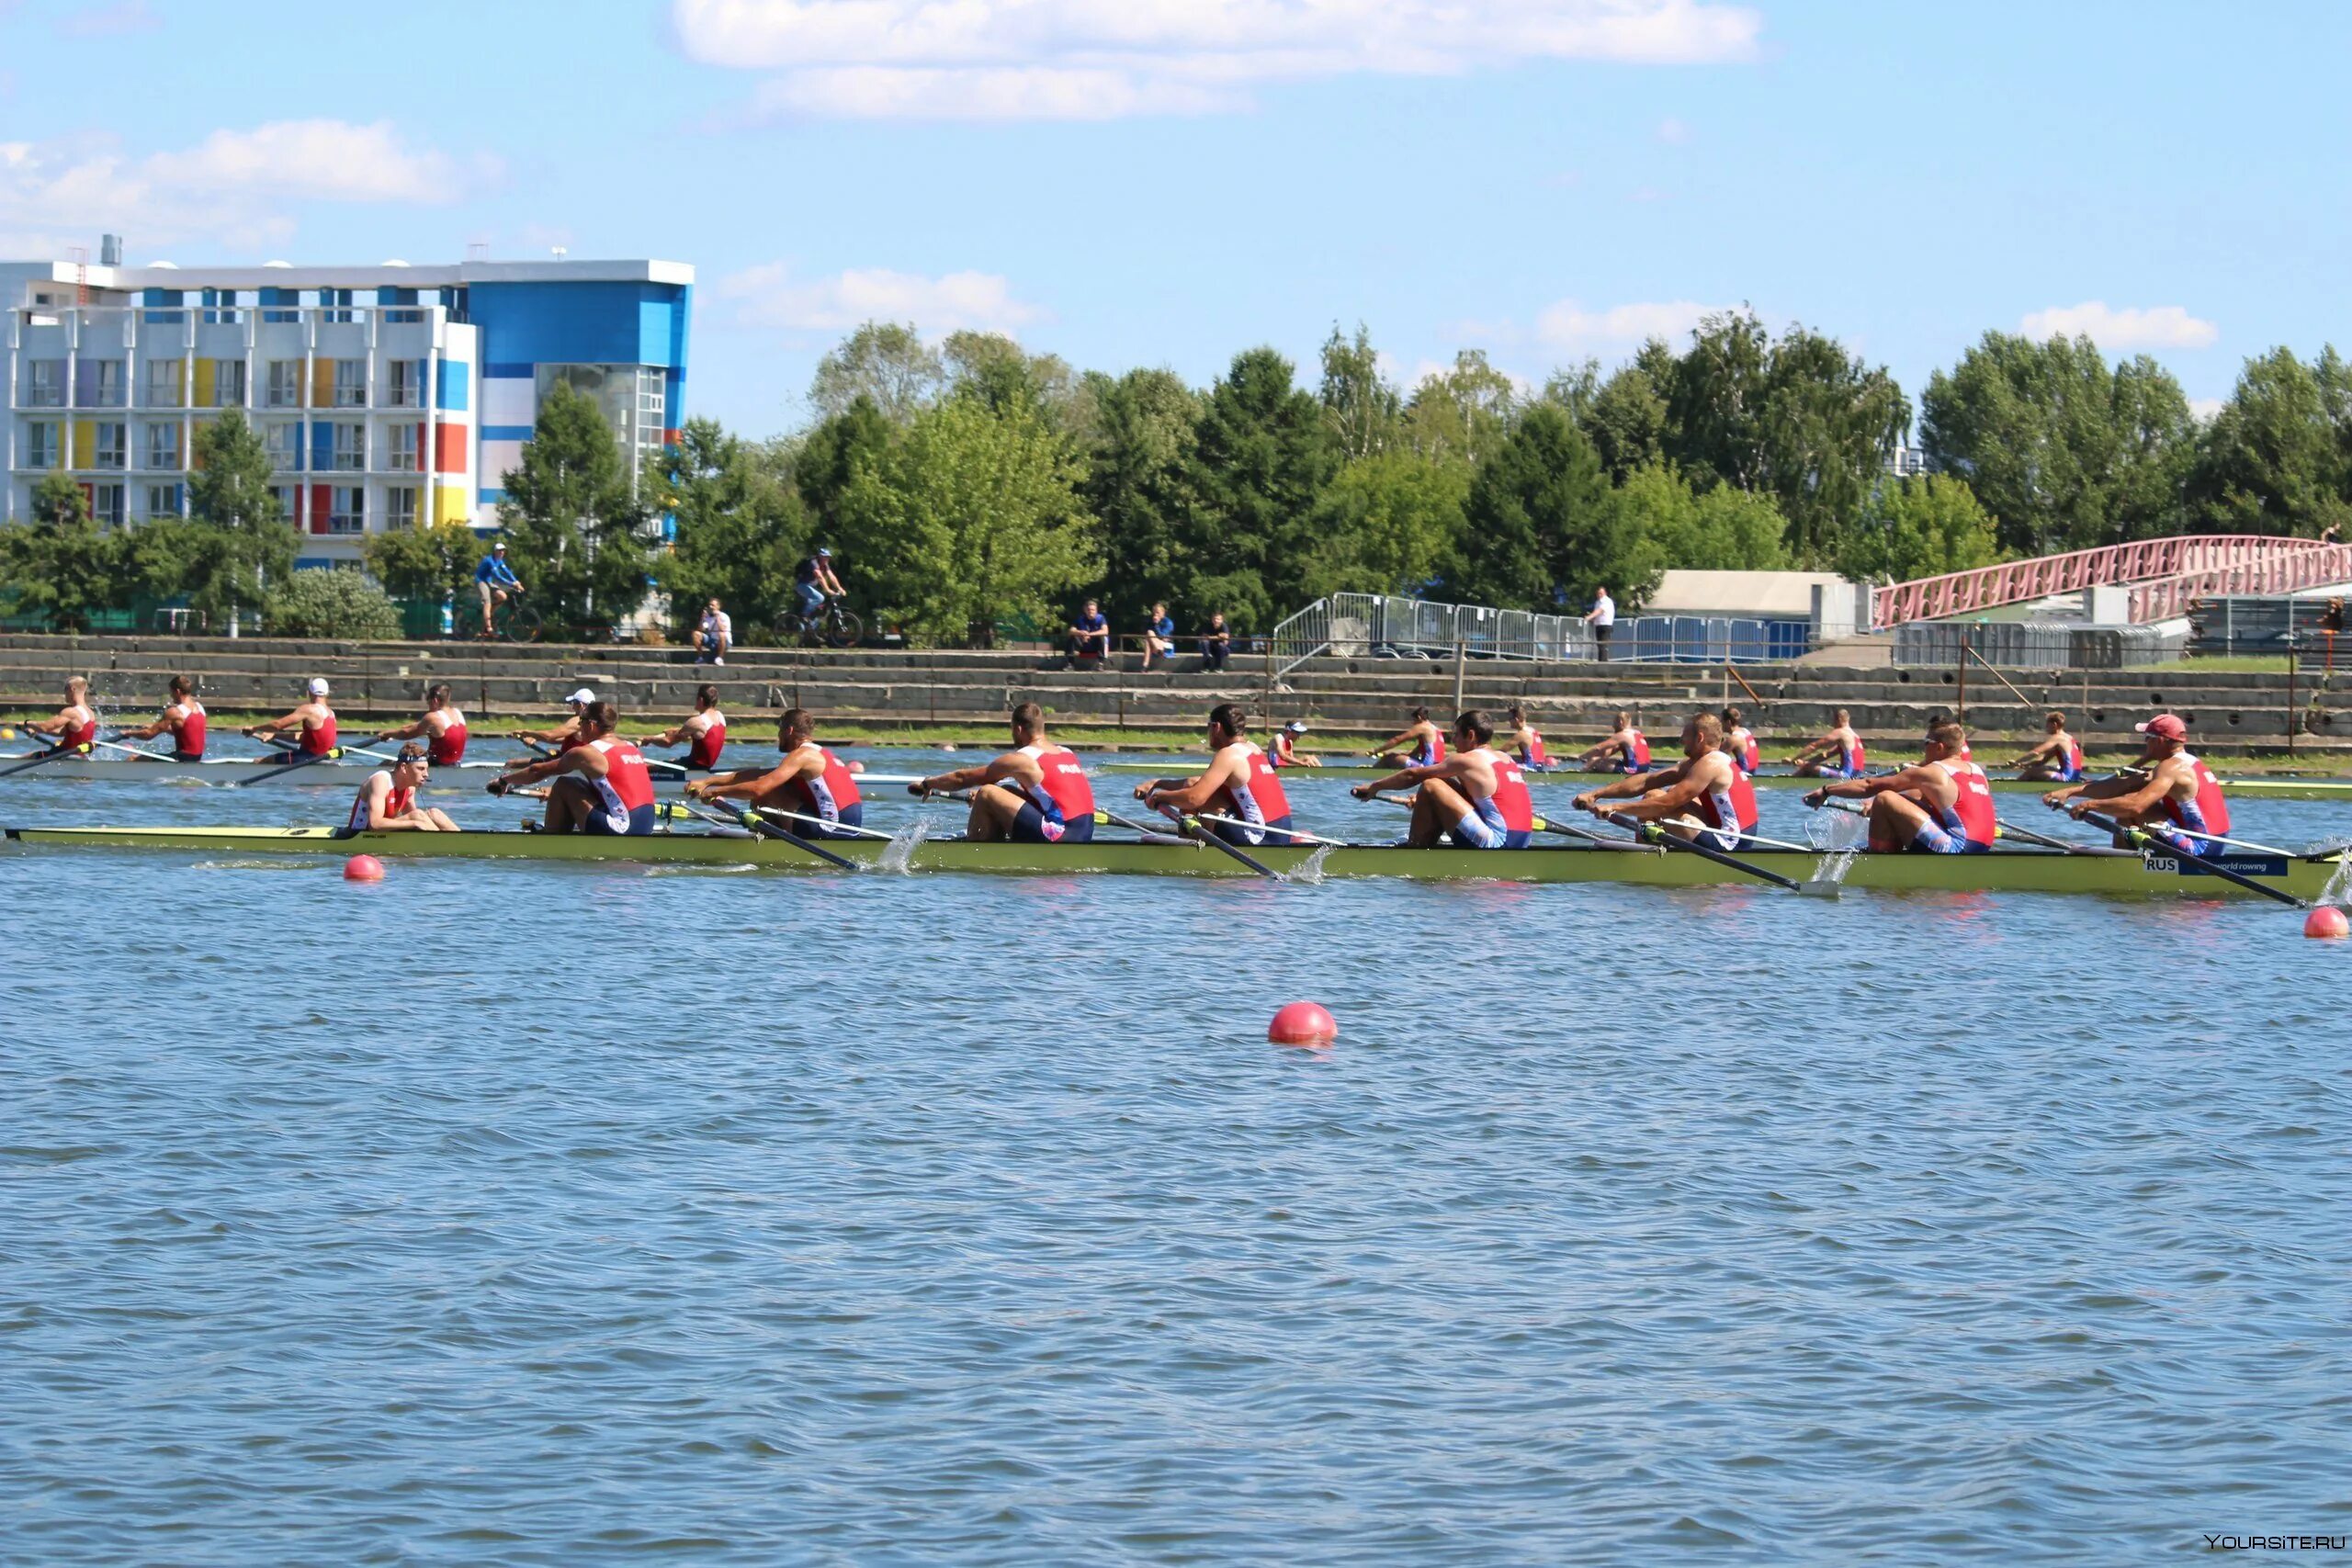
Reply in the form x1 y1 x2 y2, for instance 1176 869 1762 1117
3 0 2346 436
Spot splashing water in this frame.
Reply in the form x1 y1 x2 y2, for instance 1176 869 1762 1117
1278 842 1337 885
876 818 932 874
1807 806 1864 886
2320 850 2352 909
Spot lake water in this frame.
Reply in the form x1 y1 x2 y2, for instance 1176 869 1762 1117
4 752 2350 1563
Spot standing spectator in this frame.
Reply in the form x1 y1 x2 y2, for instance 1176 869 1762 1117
1584 584 1615 662
1068 598 1110 662
695 597 733 665
1199 611 1232 672
1139 601 1176 670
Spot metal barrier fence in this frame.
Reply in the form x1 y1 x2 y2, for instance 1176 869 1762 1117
1894 621 2187 669
1611 616 1811 663
1269 593 1591 675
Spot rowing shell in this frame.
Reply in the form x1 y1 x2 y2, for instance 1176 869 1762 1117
0 754 514 785
1097 761 2352 800
7 824 2342 898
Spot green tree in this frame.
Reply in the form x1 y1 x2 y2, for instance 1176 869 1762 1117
1579 358 1670 482
360 515 481 604
1079 367 1199 631
1176 346 1340 628
495 380 650 634
794 395 894 558
1319 323 1402 460
0 475 126 630
652 418 811 636
1402 349 1520 468
263 568 402 639
1606 462 1791 576
942 331 1082 427
1453 404 1632 610
1299 448 1468 599
809 322 943 424
2185 345 2352 536
182 410 298 627
1836 473 2005 583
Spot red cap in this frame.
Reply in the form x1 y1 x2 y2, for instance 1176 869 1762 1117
2135 713 2188 740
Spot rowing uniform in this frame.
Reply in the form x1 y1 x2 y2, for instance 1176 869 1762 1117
1272 733 1303 769
1517 728 1552 772
1613 729 1652 773
1816 732 1865 779
347 775 415 831
582 739 657 836
782 742 864 838
1729 726 1760 773
1905 760 1996 854
1206 740 1295 847
47 705 97 755
299 713 338 757
2047 735 2085 783
2149 754 2232 857
1405 729 1444 767
1010 742 1096 844
166 700 206 761
1692 760 1761 852
426 708 467 766
1448 747 1534 850
684 711 727 771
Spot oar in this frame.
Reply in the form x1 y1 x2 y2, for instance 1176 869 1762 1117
2069 808 2307 908
1591 807 1837 896
680 793 857 869
750 804 897 841
0 742 91 779
1995 818 2126 856
90 737 177 763
232 747 347 786
1105 804 1276 877
1196 811 1350 848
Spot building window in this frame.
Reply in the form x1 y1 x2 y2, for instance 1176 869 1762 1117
327 486 365 534
26 423 60 468
146 359 184 408
93 423 127 470
386 487 420 529
90 360 126 408
25 360 64 408
332 360 367 408
90 483 125 527
144 423 182 470
265 422 302 471
270 484 299 523
209 360 246 407
383 360 421 408
330 423 365 472
145 484 182 519
320 289 354 324
265 360 304 408
638 372 668 457
384 426 420 472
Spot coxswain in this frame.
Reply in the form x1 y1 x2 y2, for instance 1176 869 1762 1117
1503 703 1553 771
1134 703 1298 846
1271 720 1320 768
26 675 99 756
909 701 1095 843
1351 709 1533 849
375 682 468 765
348 744 459 831
1371 706 1445 769
1574 710 1652 774
1575 712 1759 850
116 675 207 761
2043 713 2231 856
1804 720 1994 852
245 678 338 757
685 707 865 838
512 687 595 753
642 683 727 772
489 699 657 835
2011 710 2086 783
1788 709 1866 778
1720 705 1761 773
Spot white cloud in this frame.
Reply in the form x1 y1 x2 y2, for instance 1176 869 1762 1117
2019 301 2218 350
1534 298 1721 348
676 0 1765 121
1655 116 1691 143
59 0 158 36
717 263 1047 335
143 120 478 204
2189 397 2224 423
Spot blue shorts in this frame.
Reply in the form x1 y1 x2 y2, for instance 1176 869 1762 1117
1816 763 1859 780
1616 761 1648 774
585 802 659 837
1211 813 1294 848
1011 803 1094 844
805 801 865 840
2143 824 2216 858
1909 821 1989 854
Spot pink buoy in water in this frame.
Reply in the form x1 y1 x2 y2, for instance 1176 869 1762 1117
344 854 386 883
2305 906 2348 940
1268 1000 1337 1046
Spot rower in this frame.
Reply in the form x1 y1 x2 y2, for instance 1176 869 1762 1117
1504 703 1553 771
1135 702 1298 846
489 699 657 835
244 678 338 758
375 682 468 765
1789 709 1866 778
909 701 1095 843
512 687 596 752
25 675 99 756
1351 708 1533 849
348 744 459 831
116 676 208 761
1271 720 1320 769
1804 720 1994 852
684 707 864 838
1372 706 1445 768
1721 705 1761 773
1574 712 1758 850
642 683 727 772
1574 710 1651 773
2011 710 2086 783
2044 712 2231 857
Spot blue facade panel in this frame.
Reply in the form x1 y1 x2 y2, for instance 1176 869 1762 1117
465 281 691 373
435 359 469 412
479 425 534 442
309 422 332 470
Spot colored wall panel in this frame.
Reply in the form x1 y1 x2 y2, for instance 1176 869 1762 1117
310 423 333 470
435 359 469 412
479 377 535 429
71 421 93 468
434 485 469 526
311 361 334 410
434 423 467 474
466 281 690 371
309 485 331 534
477 438 525 491
192 360 216 408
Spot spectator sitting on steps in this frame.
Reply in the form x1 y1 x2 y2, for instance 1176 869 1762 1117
695 598 732 665
1140 602 1176 671
1200 612 1232 672
1068 599 1110 663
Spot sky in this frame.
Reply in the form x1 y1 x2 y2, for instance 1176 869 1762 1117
2 0 2346 437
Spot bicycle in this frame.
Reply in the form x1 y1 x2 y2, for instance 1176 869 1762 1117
779 599 862 649
454 589 544 643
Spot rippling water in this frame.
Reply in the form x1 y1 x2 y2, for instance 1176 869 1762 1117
5 754 2350 1562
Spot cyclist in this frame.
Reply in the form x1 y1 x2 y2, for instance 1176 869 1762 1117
474 541 525 637
794 548 844 623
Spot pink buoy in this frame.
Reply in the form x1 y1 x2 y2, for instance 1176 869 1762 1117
1268 1000 1337 1046
2304 906 2348 940
344 854 386 883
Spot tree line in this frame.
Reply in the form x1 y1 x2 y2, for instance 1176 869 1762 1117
8 315 2352 642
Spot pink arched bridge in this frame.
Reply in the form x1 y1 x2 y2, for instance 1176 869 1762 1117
1873 535 2352 628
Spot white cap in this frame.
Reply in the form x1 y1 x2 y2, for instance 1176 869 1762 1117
307 678 330 697
1284 720 1308 733
565 687 595 705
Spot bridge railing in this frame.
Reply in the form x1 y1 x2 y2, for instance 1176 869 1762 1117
1872 535 2352 627
1268 593 1590 676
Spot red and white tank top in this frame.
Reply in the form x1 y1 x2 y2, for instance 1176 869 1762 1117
1468 747 1534 831
56 705 98 751
587 739 657 814
348 776 414 830
1697 760 1760 834
784 742 861 820
685 711 727 770
1521 728 1550 766
302 712 338 756
169 701 206 758
1623 729 1652 769
1213 740 1291 826
1843 733 1866 773
2162 753 2232 838
427 708 468 766
1924 760 1996 846
1730 727 1759 773
1018 742 1095 823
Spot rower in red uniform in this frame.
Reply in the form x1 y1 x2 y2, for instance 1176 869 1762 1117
375 682 468 766
117 675 208 761
1372 707 1446 769
2044 712 2232 856
1270 720 1320 768
1576 712 1759 851
347 744 459 831
1575 710 1652 774
245 678 338 757
1804 720 1994 852
1789 709 1865 778
490 700 657 835
642 683 727 772
1721 705 1762 773
25 675 99 757
2011 710 2086 783
910 701 1097 843
1354 709 1534 849
686 707 865 838
1134 703 1298 847
513 688 596 754
1504 704 1554 772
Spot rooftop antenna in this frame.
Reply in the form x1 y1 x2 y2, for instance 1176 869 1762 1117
68 244 89 306
551 246 569 262
467 240 490 262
